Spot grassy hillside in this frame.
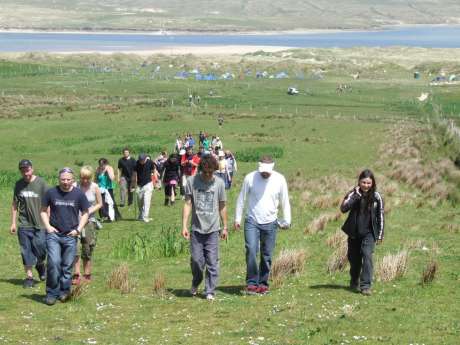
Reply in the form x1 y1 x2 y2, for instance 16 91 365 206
1 0 460 32
0 49 459 344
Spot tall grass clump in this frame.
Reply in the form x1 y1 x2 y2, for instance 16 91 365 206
305 212 341 234
157 226 188 258
421 260 438 286
69 282 89 302
107 263 133 294
326 229 347 248
112 233 156 262
326 240 348 273
235 146 284 162
271 249 306 287
376 250 409 282
153 272 167 297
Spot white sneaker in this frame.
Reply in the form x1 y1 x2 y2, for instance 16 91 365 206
143 218 151 223
206 294 215 301
190 286 198 297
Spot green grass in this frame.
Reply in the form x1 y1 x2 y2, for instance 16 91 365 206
0 51 459 344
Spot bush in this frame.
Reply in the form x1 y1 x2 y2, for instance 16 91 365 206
234 146 284 162
109 144 165 155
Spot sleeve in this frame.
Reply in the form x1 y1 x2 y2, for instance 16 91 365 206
41 179 49 197
79 192 90 213
375 192 385 240
117 159 122 170
184 177 193 200
280 176 291 225
218 179 227 202
235 175 250 223
13 182 20 204
42 189 51 208
340 190 360 213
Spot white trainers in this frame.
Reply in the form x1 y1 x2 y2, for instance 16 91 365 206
206 294 215 301
143 218 152 223
190 286 198 297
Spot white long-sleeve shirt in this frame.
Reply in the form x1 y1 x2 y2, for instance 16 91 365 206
235 170 291 225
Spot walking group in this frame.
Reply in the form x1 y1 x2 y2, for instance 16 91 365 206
10 137 384 305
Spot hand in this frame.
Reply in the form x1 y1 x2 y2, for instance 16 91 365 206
221 228 228 240
47 226 58 234
182 228 190 240
10 224 17 234
354 186 362 197
234 222 241 231
376 239 383 245
68 230 80 237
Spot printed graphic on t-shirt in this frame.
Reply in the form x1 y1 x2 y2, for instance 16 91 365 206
55 199 76 207
20 191 40 198
196 190 214 215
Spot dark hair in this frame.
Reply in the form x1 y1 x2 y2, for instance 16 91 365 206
98 158 109 166
199 154 218 172
122 147 130 153
358 169 376 207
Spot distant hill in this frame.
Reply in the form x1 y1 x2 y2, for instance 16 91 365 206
1 0 460 32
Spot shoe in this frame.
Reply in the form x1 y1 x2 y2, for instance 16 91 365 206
72 274 81 285
164 199 170 206
206 293 215 301
349 281 360 292
44 296 57 306
58 294 69 302
361 288 372 296
36 263 46 281
143 218 151 223
257 285 269 295
83 274 92 282
170 201 175 206
190 286 198 297
245 285 259 295
23 278 35 288
119 204 125 208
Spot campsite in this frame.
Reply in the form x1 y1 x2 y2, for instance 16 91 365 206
0 44 459 344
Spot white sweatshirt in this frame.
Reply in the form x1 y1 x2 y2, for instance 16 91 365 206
235 170 291 225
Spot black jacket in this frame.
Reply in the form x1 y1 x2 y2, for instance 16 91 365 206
340 189 384 240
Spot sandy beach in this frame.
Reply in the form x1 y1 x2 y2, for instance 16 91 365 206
54 45 293 56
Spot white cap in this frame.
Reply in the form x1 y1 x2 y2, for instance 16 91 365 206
179 149 186 155
258 162 274 173
218 150 225 157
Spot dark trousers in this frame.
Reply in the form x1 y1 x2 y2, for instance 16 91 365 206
347 232 375 289
190 231 219 295
17 228 47 267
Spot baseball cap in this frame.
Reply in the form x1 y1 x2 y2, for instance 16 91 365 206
18 159 32 169
218 150 225 157
138 153 147 161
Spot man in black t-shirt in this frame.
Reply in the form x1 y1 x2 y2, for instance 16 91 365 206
133 153 155 222
41 167 89 305
117 148 136 207
10 159 49 288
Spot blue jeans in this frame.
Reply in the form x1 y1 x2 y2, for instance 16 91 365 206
244 218 278 287
190 231 219 295
46 232 77 298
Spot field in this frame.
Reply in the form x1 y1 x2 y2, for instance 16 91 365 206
0 48 459 345
1 0 460 32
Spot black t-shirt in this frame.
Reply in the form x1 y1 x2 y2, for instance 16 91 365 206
118 157 137 179
163 159 180 182
357 197 372 237
135 159 154 187
42 186 90 234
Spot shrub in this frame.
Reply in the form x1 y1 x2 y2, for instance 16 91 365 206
421 260 438 285
109 143 165 155
376 250 409 282
234 146 284 162
326 240 348 273
107 263 133 294
271 249 306 287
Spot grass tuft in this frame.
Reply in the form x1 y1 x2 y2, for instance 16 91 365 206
271 249 306 287
107 263 134 294
376 250 409 282
326 240 348 273
421 260 438 286
153 272 167 297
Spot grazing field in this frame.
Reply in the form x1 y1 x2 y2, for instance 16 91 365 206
0 48 459 345
1 0 460 32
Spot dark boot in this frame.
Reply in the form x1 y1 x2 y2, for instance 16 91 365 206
164 198 170 206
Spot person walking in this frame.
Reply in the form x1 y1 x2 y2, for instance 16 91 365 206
10 159 48 288
41 167 90 305
96 158 120 221
133 153 155 222
340 169 384 296
117 148 136 207
72 166 103 285
224 150 237 189
182 155 228 300
234 156 291 295
162 153 181 206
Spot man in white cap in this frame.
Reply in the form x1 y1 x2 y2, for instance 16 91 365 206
234 155 291 295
